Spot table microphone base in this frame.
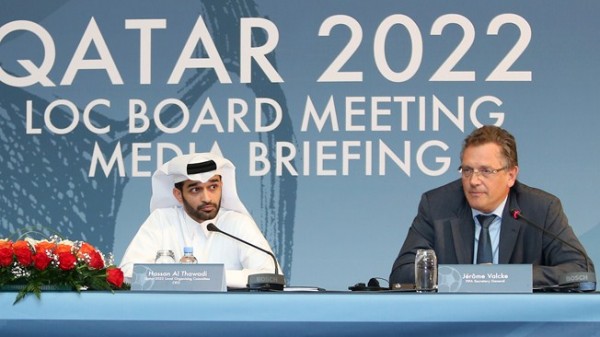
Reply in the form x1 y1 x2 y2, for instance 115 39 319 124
559 272 596 292
248 273 285 291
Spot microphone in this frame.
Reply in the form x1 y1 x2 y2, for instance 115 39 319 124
348 277 396 291
206 223 285 291
510 209 596 292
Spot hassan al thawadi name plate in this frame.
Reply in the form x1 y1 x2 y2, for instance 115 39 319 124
131 263 226 292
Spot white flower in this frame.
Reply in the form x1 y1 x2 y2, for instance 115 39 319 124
58 239 75 246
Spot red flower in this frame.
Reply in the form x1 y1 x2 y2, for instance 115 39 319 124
57 252 77 271
13 240 33 266
87 250 105 270
2 236 129 304
0 240 13 267
33 252 52 271
106 267 124 288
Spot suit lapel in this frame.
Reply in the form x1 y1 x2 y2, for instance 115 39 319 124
498 190 522 264
450 204 476 264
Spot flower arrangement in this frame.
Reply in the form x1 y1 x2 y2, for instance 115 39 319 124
0 234 129 304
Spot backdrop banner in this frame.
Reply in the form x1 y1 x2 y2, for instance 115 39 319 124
1 0 599 290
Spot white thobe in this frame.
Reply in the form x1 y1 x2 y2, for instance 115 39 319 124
119 206 278 288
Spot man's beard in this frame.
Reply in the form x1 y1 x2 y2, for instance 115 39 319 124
182 196 220 222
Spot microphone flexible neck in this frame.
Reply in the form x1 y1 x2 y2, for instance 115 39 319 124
510 209 591 274
207 223 279 275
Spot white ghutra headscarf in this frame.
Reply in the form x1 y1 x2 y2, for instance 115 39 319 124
149 152 249 216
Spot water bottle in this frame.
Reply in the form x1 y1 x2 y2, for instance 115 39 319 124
179 246 198 264
155 250 176 263
415 249 438 293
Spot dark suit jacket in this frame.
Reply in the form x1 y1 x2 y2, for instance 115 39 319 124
389 179 594 287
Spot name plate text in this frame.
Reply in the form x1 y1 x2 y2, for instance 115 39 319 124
131 263 226 292
438 264 532 293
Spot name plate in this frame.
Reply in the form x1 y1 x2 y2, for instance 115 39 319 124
131 263 226 292
438 264 532 293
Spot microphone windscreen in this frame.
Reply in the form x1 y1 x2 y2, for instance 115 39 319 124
367 278 380 288
510 209 520 219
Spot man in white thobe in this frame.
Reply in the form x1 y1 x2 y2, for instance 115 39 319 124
119 152 280 288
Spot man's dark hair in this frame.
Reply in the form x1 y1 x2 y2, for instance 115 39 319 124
174 181 183 191
461 125 518 168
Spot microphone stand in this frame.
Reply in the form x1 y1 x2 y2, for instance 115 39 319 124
207 223 285 291
511 209 596 292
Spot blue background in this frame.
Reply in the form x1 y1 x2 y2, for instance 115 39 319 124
1 0 599 291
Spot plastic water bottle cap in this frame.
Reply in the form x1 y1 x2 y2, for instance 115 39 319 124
183 246 193 254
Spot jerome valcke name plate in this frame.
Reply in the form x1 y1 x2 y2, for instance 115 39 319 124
438 264 532 293
131 263 226 292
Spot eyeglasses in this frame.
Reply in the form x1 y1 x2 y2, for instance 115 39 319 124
458 166 507 178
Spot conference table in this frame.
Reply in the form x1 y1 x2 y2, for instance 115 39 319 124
2 290 600 336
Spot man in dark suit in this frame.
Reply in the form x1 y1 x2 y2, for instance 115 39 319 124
389 125 594 288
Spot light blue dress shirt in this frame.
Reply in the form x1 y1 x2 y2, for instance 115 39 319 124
472 197 508 264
